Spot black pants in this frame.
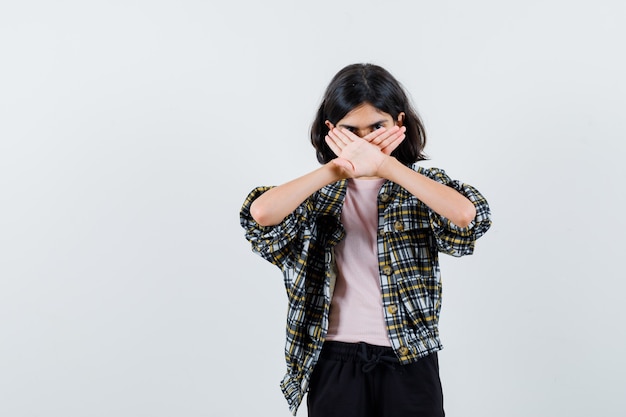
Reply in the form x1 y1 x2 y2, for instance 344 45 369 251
307 341 445 417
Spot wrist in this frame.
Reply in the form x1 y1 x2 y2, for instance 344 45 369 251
376 154 398 179
324 160 349 181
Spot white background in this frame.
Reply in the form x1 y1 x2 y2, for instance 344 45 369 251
1 1 625 416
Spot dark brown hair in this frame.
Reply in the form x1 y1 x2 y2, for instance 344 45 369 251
311 63 427 164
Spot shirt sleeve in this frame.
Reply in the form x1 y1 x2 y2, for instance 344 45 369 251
421 167 492 257
239 186 313 270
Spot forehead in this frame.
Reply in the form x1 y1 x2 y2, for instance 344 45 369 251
337 103 393 126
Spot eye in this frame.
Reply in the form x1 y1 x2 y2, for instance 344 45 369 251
374 123 384 130
346 127 356 133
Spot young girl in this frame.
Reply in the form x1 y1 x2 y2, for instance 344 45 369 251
240 63 491 417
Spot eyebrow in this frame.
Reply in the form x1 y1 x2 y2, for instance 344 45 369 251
338 120 389 130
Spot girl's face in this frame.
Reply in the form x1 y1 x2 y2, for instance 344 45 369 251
325 103 405 138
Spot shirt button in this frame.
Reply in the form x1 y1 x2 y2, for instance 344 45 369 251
381 265 393 275
394 221 404 231
387 304 398 314
398 346 410 356
380 193 390 202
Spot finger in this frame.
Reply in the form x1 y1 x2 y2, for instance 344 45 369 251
325 135 343 157
336 127 359 143
380 133 406 155
378 129 404 149
327 129 349 150
377 126 405 147
369 126 401 146
363 127 388 143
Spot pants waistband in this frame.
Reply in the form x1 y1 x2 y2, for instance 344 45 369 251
320 341 399 372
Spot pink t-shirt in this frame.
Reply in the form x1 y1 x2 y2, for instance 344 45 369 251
326 177 391 347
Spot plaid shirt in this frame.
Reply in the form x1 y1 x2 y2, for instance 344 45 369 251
239 164 491 415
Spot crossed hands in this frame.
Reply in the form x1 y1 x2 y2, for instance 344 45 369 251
325 124 406 178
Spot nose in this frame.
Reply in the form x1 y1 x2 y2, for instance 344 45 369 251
355 128 371 138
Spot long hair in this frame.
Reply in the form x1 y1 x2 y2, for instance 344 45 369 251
311 63 427 164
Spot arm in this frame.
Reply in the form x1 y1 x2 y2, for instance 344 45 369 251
378 158 476 228
249 162 345 226
252 126 409 226
326 127 476 228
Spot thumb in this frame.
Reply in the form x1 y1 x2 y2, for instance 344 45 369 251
331 157 355 172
